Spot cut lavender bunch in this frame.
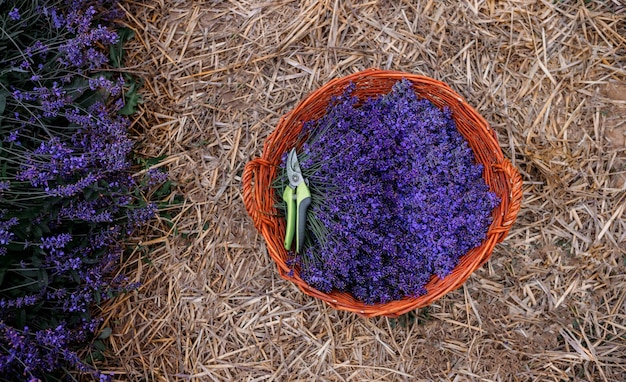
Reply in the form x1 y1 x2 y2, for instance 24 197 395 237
276 79 500 305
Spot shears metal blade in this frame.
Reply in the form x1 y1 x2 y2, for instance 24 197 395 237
283 148 311 253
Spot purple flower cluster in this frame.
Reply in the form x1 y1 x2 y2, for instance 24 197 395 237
58 24 118 70
127 202 158 232
8 8 20 21
0 0 163 380
0 321 113 381
146 168 169 188
284 79 499 304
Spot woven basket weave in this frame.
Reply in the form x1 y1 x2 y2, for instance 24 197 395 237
242 69 522 318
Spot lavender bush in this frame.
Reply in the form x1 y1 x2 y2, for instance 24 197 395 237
0 0 164 380
277 79 500 304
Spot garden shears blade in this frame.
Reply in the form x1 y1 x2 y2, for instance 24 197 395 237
283 148 311 253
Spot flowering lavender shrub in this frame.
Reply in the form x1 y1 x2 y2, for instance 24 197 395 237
277 79 500 304
0 1 164 380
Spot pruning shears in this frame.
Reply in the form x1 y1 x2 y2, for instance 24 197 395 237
283 148 311 253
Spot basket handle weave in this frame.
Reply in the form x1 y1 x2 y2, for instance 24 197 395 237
492 158 523 242
242 158 273 230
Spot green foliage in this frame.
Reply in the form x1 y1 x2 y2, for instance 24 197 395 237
0 0 168 380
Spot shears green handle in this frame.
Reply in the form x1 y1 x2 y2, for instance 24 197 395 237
283 182 311 253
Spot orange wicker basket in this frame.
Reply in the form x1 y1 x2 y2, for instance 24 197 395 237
242 69 522 318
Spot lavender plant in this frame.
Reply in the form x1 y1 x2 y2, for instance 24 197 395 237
277 79 500 304
0 0 164 380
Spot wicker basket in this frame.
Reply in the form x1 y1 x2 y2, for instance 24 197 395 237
242 69 522 318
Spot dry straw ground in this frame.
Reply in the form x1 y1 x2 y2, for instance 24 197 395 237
98 0 626 381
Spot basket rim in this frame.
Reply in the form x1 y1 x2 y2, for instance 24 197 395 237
243 68 523 318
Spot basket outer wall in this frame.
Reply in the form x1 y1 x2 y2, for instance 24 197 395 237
242 68 523 318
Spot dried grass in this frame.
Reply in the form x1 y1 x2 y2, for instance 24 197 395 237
98 0 626 380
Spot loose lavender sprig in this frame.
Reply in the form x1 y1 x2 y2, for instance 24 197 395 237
277 79 500 304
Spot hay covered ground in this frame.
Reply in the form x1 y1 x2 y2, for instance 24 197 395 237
99 1 626 380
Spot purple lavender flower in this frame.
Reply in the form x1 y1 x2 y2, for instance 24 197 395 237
8 8 20 21
146 168 169 187
88 75 124 96
46 173 99 197
4 130 19 143
65 5 97 34
0 181 10 194
60 200 114 223
127 203 158 231
0 215 18 246
15 89 38 102
17 137 88 188
281 79 500 304
41 233 73 249
0 295 39 310
25 41 49 58
58 25 118 69
1 0 159 378
89 226 121 250
33 81 71 118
